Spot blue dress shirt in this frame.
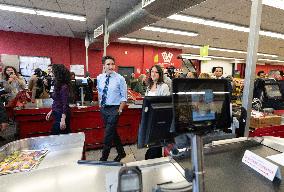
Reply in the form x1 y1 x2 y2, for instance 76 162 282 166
97 72 127 106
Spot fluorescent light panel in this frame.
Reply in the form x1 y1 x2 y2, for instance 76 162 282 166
0 3 86 21
37 10 86 21
142 26 198 37
119 37 277 58
0 4 36 14
263 0 284 10
258 58 284 63
181 54 244 61
168 14 284 41
181 55 212 60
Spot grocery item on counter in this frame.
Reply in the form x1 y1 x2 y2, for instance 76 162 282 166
0 150 48 175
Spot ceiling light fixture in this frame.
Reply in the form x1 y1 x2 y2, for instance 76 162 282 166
258 58 284 63
181 54 244 61
0 4 36 14
180 54 212 60
142 26 198 37
118 37 278 58
207 56 245 61
118 37 201 48
36 10 86 21
168 14 284 41
0 3 86 21
262 0 284 10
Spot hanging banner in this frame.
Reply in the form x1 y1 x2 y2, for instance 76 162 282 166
154 54 159 63
200 45 209 57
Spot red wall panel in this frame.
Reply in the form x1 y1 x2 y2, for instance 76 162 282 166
0 30 182 78
237 63 284 78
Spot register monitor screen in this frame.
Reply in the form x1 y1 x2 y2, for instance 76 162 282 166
173 79 231 134
75 77 88 86
264 79 282 99
137 96 174 149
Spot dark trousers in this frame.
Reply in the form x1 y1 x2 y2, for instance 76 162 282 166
145 147 162 160
51 111 71 135
100 106 125 160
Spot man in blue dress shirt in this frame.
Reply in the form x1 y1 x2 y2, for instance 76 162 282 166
97 55 127 162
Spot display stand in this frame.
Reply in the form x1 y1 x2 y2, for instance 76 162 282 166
190 134 205 192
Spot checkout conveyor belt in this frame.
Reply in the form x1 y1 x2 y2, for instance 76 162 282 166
176 138 284 192
0 135 283 192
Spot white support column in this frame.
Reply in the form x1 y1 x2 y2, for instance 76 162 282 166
103 7 110 56
85 33 90 72
85 46 89 72
242 0 263 136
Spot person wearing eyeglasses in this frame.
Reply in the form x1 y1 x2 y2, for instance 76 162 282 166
97 56 127 162
3 66 25 101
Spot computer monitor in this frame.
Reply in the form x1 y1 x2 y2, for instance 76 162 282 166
75 77 88 86
137 96 174 149
263 79 282 99
277 80 284 99
172 79 231 135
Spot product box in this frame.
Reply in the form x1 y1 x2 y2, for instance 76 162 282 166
250 115 281 129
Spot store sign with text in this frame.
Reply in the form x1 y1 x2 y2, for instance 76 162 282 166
152 49 182 69
155 51 175 67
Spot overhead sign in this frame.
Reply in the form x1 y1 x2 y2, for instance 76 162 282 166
142 0 156 8
200 45 209 57
161 51 173 63
93 24 104 39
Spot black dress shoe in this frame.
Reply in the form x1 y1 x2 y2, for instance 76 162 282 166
99 157 107 161
114 153 126 162
0 136 6 141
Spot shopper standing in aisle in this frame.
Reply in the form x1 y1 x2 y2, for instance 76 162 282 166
46 64 72 135
133 74 147 95
144 64 170 160
212 66 233 99
44 64 54 96
213 67 224 79
97 56 127 162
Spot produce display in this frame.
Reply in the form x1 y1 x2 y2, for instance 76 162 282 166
0 150 48 175
232 78 244 105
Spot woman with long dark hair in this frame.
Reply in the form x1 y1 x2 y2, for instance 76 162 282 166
3 66 25 101
145 65 170 96
45 64 72 135
144 65 170 160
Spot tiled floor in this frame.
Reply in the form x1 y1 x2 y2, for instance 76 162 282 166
85 144 148 163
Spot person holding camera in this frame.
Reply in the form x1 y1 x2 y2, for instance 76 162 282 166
28 68 50 102
3 66 25 102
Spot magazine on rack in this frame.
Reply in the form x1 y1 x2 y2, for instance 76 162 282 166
0 149 48 175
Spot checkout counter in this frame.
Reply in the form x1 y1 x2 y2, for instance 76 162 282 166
0 134 283 192
12 99 142 150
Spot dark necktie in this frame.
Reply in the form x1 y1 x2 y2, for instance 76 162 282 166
101 74 110 107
